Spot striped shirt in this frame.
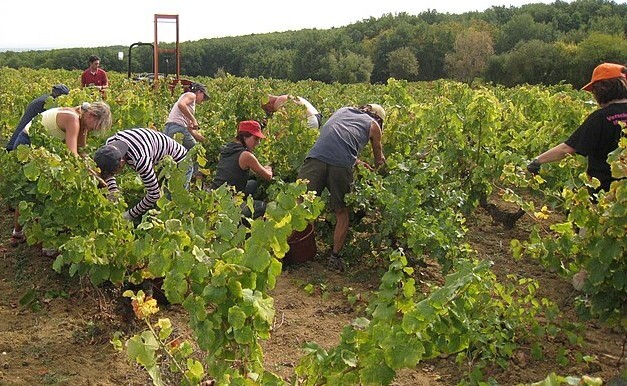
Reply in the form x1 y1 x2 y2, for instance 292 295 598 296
103 128 187 219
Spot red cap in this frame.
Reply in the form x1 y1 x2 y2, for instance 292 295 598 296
581 63 626 91
238 120 265 138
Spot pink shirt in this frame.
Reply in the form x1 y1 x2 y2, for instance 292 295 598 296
166 92 196 127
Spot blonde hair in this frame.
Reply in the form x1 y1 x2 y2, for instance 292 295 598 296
81 101 112 131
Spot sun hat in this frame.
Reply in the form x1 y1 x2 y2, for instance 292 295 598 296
51 84 70 95
581 63 627 91
367 103 386 121
190 82 209 98
94 140 129 175
238 120 265 139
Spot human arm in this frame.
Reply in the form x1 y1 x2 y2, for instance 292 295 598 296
369 121 386 167
239 151 273 181
187 127 206 142
127 163 162 219
103 175 120 198
57 110 82 155
295 96 322 129
100 71 109 90
535 143 577 164
355 159 374 171
176 92 199 128
294 96 319 116
528 143 577 173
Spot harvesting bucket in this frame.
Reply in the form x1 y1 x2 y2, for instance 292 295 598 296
284 223 316 264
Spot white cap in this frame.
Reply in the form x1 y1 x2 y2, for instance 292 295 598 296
367 103 386 121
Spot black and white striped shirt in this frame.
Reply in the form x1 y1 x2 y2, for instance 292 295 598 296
103 128 187 218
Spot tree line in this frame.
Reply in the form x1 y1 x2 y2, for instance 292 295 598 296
1 0 625 88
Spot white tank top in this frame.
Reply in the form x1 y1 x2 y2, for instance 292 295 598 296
24 108 80 141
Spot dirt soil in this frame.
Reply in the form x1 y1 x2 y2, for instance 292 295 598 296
0 198 624 386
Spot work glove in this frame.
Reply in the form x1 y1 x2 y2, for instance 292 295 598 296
527 158 541 175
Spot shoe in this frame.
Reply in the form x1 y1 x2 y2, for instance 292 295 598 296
328 254 345 272
10 232 25 247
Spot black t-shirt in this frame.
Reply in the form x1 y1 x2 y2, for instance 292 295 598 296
565 102 627 190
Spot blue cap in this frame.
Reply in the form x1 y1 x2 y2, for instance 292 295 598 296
95 140 129 176
52 84 70 95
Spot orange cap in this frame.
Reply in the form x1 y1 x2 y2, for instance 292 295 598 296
581 63 626 91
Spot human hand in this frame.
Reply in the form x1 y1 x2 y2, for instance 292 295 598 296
356 159 373 171
95 176 107 189
527 158 541 175
87 167 107 188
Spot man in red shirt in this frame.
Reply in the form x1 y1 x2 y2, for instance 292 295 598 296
81 55 109 96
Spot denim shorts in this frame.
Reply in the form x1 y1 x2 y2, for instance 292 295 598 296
164 122 196 150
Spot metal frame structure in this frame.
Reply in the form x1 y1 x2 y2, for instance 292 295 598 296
153 14 181 85
127 42 154 79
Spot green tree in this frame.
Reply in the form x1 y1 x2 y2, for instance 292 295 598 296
445 28 495 83
369 19 421 83
589 14 626 35
387 47 419 81
328 50 373 83
496 13 558 53
242 49 294 79
572 32 627 89
489 40 570 86
291 30 333 82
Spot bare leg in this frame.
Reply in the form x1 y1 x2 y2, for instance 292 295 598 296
332 207 350 255
11 208 25 247
13 208 22 233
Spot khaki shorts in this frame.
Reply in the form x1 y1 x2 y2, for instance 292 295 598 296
297 158 353 209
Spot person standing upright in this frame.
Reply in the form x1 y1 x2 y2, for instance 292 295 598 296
81 55 109 97
527 63 627 199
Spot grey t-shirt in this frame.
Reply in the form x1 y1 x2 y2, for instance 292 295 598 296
306 107 373 167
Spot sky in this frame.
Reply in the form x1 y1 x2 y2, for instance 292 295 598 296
2 0 565 51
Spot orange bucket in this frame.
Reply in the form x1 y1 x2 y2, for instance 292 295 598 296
284 223 317 264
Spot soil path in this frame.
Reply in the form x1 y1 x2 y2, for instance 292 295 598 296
0 201 624 385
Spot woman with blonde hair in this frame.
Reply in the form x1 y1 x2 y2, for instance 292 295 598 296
11 101 112 155
10 101 113 248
